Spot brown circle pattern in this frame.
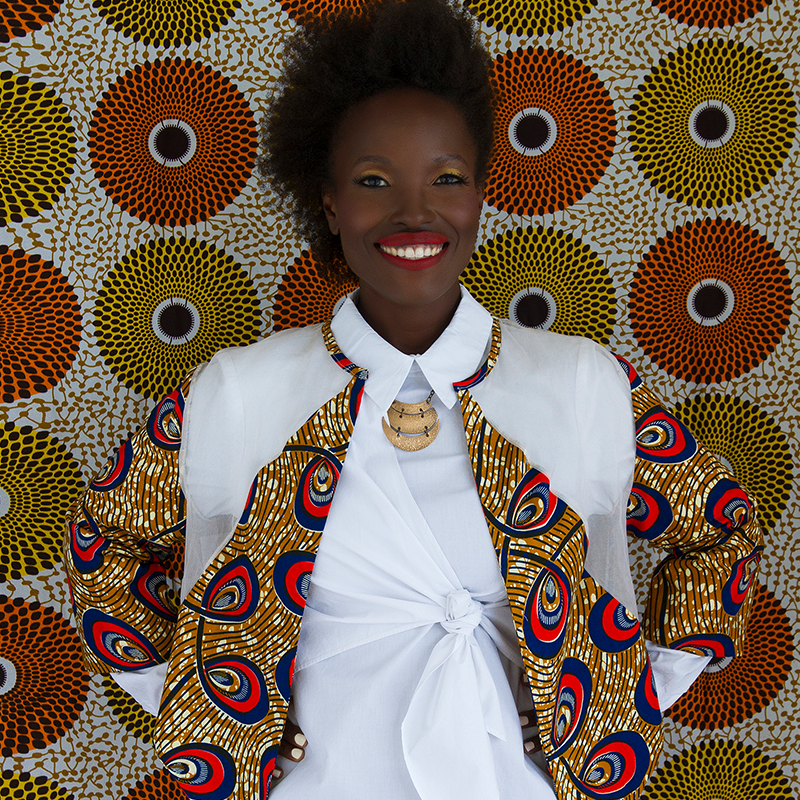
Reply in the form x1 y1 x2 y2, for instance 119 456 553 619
629 39 796 207
0 246 82 404
0 596 89 757
651 0 772 27
271 251 358 332
277 0 364 26
666 583 793 729
628 219 791 383
0 423 85 582
101 677 154 743
465 0 597 36
89 58 256 227
0 0 61 42
0 71 76 226
122 769 185 800
673 393 792 531
486 48 616 216
0 771 74 800
461 226 615 345
92 0 240 46
94 236 261 399
643 740 794 800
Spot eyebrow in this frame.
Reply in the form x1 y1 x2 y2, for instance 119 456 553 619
352 153 469 168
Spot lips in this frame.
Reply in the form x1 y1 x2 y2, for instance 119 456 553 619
375 232 449 271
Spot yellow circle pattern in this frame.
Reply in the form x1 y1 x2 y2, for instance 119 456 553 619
0 71 76 226
629 39 796 207
464 0 597 36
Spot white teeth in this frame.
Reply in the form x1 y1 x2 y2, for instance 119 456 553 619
379 243 445 260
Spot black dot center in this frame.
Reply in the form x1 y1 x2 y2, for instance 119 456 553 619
154 125 190 161
0 663 7 689
159 303 193 339
694 107 729 142
693 285 728 319
515 114 551 150
515 294 551 328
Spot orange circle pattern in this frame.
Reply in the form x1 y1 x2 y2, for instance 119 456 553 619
665 584 793 729
651 0 772 27
628 219 791 383
486 48 616 216
272 252 358 332
0 596 89 757
102 677 154 743
277 0 364 26
89 58 256 227
123 769 185 800
0 0 61 42
1 246 82 403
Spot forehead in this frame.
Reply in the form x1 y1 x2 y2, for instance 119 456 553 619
330 88 477 169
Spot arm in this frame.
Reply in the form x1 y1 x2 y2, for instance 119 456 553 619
63 374 192 690
616 357 763 664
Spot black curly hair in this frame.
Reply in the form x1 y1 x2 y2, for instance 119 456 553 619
259 0 494 280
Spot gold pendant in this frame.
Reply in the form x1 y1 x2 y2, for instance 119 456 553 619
382 391 439 451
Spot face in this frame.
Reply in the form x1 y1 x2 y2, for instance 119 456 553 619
322 88 484 325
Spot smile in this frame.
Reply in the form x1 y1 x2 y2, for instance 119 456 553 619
377 243 446 260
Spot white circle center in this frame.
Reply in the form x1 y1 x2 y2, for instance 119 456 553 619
509 287 557 330
0 486 10 518
0 656 17 696
152 297 201 345
686 279 735 327
332 293 349 317
148 119 197 167
508 108 558 156
688 100 736 149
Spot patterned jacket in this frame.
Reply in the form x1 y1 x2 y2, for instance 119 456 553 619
64 318 762 800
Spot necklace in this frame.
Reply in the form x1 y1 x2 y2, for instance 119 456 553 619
382 389 440 451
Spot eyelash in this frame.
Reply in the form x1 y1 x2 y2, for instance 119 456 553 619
354 172 469 187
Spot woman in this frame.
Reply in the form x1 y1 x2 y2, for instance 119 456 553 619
64 2 763 799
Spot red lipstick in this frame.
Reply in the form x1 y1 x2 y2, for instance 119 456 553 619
375 232 449 271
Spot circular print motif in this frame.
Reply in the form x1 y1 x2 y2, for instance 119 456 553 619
92 0 240 46
0 71 76 226
277 0 365 26
0 596 89 756
0 771 73 800
0 0 61 42
465 0 597 36
643 740 793 800
486 48 615 216
94 237 261 399
629 219 791 383
0 246 82 403
461 226 615 345
272 251 358 332
666 583 792 729
629 39 796 207
123 769 186 800
673 393 791 531
101 676 154 742
651 0 772 27
0 423 84 582
89 59 256 226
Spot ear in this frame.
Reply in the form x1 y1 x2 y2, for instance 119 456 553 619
322 186 339 236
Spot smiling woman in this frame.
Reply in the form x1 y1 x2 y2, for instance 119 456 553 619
64 2 763 799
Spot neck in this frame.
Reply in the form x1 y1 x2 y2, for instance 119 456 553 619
355 283 461 355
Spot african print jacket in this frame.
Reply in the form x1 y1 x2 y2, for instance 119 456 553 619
64 319 762 800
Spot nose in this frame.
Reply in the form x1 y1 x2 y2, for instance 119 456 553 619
390 184 435 228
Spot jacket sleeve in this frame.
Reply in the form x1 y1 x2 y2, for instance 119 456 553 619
63 373 192 676
614 356 763 658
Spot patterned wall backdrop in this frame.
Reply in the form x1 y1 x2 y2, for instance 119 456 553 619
0 0 797 796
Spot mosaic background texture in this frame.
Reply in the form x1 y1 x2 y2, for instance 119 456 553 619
0 0 797 797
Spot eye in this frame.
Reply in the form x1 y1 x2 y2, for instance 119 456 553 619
355 174 389 187
434 172 468 185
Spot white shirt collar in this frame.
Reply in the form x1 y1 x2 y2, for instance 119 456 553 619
329 286 493 411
